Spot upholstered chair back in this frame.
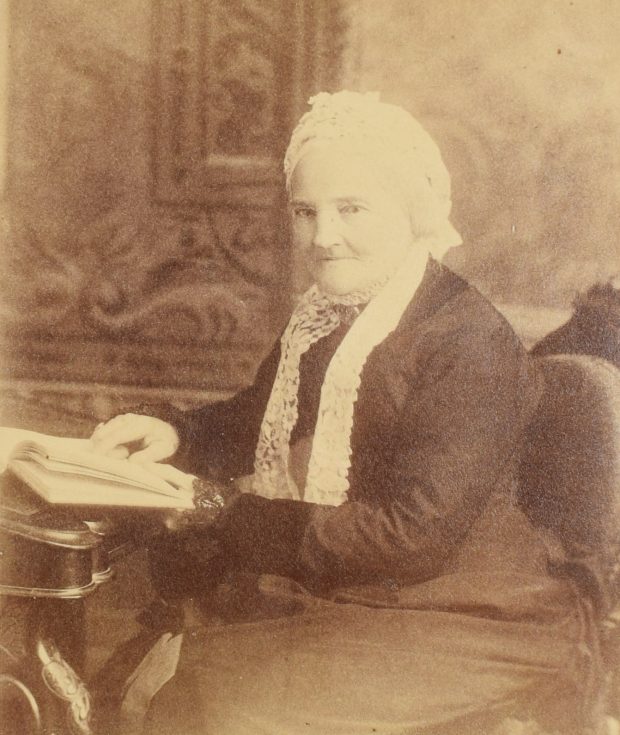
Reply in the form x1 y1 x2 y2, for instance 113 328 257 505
519 355 620 613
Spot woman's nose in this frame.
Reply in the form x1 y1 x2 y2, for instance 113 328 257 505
312 211 342 250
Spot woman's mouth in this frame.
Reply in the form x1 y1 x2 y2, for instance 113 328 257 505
317 255 355 262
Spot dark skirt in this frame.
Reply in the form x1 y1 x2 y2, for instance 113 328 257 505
140 568 599 735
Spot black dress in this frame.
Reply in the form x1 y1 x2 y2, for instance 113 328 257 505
140 261 599 735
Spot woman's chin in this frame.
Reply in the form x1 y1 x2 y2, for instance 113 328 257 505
313 263 371 296
316 277 366 296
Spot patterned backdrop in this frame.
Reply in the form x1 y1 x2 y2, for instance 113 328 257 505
0 0 344 430
341 0 620 309
1 0 618 432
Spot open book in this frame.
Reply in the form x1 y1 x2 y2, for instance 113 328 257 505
0 427 195 509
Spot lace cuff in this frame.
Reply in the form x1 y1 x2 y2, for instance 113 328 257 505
164 477 239 531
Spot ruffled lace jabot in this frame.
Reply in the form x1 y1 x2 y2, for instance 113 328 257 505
252 246 430 506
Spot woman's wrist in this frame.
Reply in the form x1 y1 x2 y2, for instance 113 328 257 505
164 477 239 531
192 477 234 514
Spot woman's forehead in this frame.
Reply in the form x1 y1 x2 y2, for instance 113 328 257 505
289 142 404 201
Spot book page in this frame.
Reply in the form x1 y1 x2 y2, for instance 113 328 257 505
16 438 179 496
0 427 90 473
10 459 194 509
0 426 191 498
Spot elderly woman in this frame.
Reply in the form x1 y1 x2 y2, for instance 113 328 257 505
92 92 595 735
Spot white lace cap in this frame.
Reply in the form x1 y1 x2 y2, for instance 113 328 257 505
284 90 461 261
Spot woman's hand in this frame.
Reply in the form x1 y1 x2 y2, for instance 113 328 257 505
90 413 180 463
139 460 195 491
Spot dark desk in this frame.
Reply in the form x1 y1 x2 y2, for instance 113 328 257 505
0 473 161 735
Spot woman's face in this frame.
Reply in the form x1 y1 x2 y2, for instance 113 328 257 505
289 143 414 296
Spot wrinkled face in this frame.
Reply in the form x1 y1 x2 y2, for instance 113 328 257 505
288 143 414 296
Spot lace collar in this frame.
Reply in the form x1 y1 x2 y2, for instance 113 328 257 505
252 247 430 505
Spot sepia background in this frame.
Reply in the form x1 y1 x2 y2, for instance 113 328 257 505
0 0 619 435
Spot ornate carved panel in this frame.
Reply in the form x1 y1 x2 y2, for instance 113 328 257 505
154 0 281 202
153 0 344 204
1 0 344 404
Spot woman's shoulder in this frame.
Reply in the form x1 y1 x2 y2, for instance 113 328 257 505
405 260 522 349
389 264 540 408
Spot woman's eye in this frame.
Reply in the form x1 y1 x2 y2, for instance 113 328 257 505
339 204 362 215
293 207 315 219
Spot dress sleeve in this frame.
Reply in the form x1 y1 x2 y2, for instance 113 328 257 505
213 314 542 589
135 340 281 480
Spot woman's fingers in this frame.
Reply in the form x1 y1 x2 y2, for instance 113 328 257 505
90 413 135 441
140 462 196 492
90 422 147 456
106 446 131 460
90 414 141 450
90 414 179 460
128 438 177 464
